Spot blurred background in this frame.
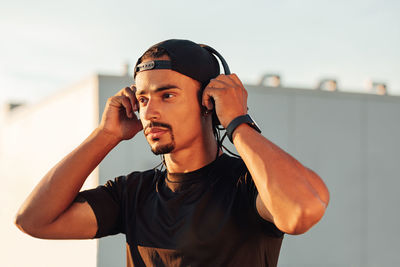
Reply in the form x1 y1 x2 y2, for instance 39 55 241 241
1 0 399 266
1 0 399 104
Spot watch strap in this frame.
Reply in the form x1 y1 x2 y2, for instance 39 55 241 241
226 114 261 143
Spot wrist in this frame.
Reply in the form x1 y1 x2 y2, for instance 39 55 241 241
93 127 122 147
226 114 261 143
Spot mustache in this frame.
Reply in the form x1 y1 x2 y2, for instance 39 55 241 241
144 121 172 132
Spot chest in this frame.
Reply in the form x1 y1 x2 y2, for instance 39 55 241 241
130 181 253 250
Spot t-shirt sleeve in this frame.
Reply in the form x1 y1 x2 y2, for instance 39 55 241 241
236 160 284 238
77 175 127 238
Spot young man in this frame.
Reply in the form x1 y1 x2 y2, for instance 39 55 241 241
15 39 329 266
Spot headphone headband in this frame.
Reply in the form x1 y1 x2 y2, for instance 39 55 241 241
199 44 231 75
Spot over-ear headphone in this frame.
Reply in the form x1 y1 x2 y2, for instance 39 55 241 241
199 44 231 127
135 40 240 157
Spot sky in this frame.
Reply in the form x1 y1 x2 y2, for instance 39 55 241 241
1 0 399 105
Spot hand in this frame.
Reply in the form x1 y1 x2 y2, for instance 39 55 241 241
202 74 248 128
98 85 143 142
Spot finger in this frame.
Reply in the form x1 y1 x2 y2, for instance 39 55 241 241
108 96 133 118
214 73 242 88
202 79 229 109
120 96 133 118
207 78 231 89
228 73 245 88
130 85 139 112
123 87 138 112
225 74 247 96
213 74 247 99
201 88 214 111
116 87 136 112
130 84 136 93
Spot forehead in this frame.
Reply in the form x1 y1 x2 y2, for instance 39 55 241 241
135 67 201 95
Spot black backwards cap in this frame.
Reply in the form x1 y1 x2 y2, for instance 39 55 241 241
134 39 221 85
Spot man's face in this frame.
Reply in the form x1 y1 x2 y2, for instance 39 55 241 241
135 59 203 155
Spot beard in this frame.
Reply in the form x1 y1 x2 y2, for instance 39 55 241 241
151 141 175 155
145 121 176 155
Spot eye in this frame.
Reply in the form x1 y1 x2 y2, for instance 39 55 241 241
163 93 174 99
137 97 148 104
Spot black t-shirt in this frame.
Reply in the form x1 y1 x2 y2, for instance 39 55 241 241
79 153 284 267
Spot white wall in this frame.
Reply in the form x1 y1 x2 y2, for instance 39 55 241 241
246 86 400 267
0 76 99 267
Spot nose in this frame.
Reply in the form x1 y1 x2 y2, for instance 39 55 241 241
141 98 160 121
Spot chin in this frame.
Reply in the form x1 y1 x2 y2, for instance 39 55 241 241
151 143 175 155
146 131 176 155
147 136 176 155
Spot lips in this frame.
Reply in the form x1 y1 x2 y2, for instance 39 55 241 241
145 127 169 139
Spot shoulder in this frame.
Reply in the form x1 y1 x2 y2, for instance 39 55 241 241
100 169 158 193
123 168 161 194
125 169 157 182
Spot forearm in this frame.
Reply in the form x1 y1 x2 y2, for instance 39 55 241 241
233 124 329 233
15 128 120 230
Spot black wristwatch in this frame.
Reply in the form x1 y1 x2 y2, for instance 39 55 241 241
226 114 262 143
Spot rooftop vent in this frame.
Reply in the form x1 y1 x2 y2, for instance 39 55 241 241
258 74 281 87
122 62 130 76
316 79 338 92
366 80 388 95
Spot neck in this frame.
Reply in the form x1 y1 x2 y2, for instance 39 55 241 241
164 128 222 174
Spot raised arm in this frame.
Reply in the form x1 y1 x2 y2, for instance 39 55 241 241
232 125 329 235
15 86 142 239
203 74 329 235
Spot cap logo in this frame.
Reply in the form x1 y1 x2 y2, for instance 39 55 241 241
135 60 172 74
136 61 155 72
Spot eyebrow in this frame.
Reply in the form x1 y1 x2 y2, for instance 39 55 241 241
136 84 181 95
